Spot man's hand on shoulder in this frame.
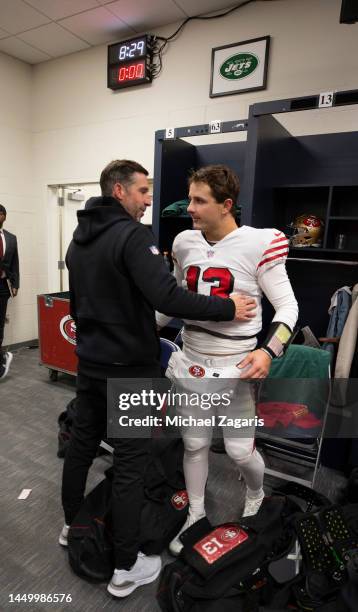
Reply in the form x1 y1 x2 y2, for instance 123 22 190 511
230 293 256 321
237 349 272 379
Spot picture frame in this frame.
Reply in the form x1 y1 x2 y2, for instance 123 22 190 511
210 35 270 98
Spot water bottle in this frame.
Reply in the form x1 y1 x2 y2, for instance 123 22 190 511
335 234 346 250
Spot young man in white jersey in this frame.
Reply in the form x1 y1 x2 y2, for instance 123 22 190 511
157 165 298 556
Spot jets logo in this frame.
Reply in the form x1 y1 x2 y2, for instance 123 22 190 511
60 315 76 345
171 490 189 510
188 365 205 377
219 53 258 81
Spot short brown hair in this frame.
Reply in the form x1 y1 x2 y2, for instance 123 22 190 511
100 159 148 197
189 165 240 216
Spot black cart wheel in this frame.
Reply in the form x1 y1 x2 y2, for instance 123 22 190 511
49 369 58 382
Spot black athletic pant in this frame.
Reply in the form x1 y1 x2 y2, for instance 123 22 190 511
0 278 10 364
61 363 161 570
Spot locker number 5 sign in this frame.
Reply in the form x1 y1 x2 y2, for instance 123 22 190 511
210 36 270 98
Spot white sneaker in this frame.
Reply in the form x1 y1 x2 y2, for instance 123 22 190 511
169 511 205 557
59 524 70 546
0 351 13 380
242 490 265 518
107 552 161 598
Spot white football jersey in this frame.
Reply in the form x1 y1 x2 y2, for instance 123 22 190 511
171 226 289 337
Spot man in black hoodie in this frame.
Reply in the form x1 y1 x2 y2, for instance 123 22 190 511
60 159 256 599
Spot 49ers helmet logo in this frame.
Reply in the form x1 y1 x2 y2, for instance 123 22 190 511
171 490 189 510
189 365 205 377
220 526 241 543
60 315 77 345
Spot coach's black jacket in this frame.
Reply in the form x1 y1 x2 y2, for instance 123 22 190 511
66 197 234 375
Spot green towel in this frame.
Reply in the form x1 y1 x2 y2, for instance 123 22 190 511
161 199 190 217
260 345 331 416
269 344 331 379
161 199 242 218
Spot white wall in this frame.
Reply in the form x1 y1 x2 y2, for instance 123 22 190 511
0 52 35 347
31 0 358 172
2 0 358 345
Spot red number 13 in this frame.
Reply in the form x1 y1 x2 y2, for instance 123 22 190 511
186 266 234 298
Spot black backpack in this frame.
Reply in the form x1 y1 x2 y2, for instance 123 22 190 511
67 437 189 582
157 483 358 612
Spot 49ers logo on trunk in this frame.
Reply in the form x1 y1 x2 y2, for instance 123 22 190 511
60 315 77 345
189 365 205 377
171 490 189 510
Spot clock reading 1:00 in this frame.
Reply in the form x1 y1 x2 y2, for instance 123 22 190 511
107 35 153 90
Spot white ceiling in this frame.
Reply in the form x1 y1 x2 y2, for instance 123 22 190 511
0 0 239 64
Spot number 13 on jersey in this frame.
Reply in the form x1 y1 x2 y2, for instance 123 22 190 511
186 266 234 298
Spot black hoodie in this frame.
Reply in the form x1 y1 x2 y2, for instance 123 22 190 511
66 196 235 375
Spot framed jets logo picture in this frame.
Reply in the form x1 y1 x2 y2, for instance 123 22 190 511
210 36 270 98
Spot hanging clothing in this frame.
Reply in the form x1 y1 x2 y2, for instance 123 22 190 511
322 285 352 358
331 284 358 406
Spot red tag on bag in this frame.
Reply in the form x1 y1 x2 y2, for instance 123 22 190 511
171 490 189 510
193 524 249 564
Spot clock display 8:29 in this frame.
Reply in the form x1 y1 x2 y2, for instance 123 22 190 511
118 39 145 60
107 35 152 90
108 35 148 65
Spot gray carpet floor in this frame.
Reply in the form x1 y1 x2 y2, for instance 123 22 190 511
0 347 347 612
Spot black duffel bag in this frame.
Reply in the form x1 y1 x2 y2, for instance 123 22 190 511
68 437 189 582
157 483 358 612
157 493 302 612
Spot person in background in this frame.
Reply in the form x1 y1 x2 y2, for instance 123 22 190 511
156 164 298 556
60 159 255 599
0 204 19 380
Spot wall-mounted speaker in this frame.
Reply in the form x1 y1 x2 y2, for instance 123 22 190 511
340 0 358 23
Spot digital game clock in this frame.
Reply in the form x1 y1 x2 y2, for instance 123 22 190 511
108 35 153 90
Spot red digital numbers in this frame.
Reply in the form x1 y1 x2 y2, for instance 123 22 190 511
186 266 234 297
118 61 145 82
